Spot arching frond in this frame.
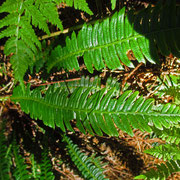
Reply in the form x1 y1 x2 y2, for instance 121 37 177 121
134 160 180 180
47 0 180 73
11 85 180 136
62 135 108 180
144 144 180 161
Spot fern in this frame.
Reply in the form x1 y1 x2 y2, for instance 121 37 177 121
152 126 180 145
134 160 180 180
53 76 122 95
153 74 180 105
39 145 55 180
144 143 180 161
0 127 11 180
0 0 63 87
62 135 108 180
56 0 93 15
11 85 180 136
30 154 41 179
12 140 30 180
47 0 180 73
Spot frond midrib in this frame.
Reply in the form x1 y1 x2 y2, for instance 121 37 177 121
48 26 180 70
15 1 24 56
11 96 180 118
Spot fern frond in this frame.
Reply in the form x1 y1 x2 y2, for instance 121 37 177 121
53 76 121 95
54 76 101 93
160 87 180 105
56 0 93 15
39 146 55 180
11 85 180 136
12 140 30 180
47 0 180 73
62 135 108 180
152 126 180 145
0 0 63 87
30 154 41 179
144 144 180 161
0 128 11 180
134 160 180 180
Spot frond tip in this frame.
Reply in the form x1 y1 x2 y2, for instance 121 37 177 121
11 85 180 137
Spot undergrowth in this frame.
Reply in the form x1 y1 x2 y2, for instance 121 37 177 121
0 0 179 179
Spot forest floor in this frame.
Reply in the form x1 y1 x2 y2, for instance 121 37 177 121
0 0 180 179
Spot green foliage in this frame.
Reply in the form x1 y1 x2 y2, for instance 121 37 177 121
144 143 180 161
1 0 180 179
152 126 180 145
111 0 116 10
153 74 180 105
47 0 180 73
62 135 108 180
39 145 55 180
0 0 62 87
54 76 123 95
0 127 11 180
12 140 30 180
134 160 180 180
11 84 180 137
30 154 41 179
56 0 93 15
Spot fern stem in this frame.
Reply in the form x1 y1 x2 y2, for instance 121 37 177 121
38 18 104 40
29 78 81 87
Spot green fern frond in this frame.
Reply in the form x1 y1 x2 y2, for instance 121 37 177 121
144 144 180 161
152 126 180 145
62 135 108 180
11 85 180 136
12 140 31 180
47 0 180 73
0 0 63 87
39 146 55 180
0 128 11 180
53 76 122 95
56 0 93 15
30 154 41 179
134 160 180 180
160 87 180 105
54 76 101 93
